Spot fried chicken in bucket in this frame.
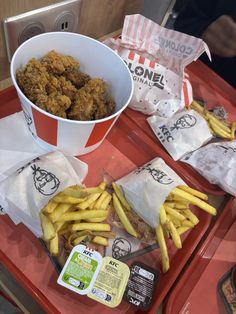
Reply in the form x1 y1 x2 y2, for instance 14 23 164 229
16 50 116 120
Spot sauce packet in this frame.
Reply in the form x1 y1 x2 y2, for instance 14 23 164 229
116 157 186 228
87 256 130 307
181 140 236 196
147 109 213 160
105 14 211 118
57 245 103 295
124 262 159 310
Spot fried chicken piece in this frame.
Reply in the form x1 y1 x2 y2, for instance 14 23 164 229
65 69 91 89
16 58 49 103
36 93 71 118
41 50 80 75
46 75 77 101
68 78 115 121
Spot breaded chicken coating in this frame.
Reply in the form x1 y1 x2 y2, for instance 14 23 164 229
68 78 115 121
41 50 80 75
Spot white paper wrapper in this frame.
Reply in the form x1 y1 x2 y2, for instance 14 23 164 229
147 109 213 160
105 14 210 118
0 111 49 182
116 157 186 228
181 140 236 196
0 151 88 236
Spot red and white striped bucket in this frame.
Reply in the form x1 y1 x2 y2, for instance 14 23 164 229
10 32 134 156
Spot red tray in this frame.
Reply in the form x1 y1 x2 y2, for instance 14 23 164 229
0 86 213 313
124 60 236 196
164 196 236 314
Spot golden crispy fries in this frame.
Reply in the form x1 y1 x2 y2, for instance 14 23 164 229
99 181 107 190
48 203 72 223
156 224 170 273
171 187 217 215
164 205 186 221
190 100 204 114
166 219 182 249
49 233 59 255
100 194 112 211
181 209 199 226
63 185 87 198
53 193 86 204
209 119 232 139
181 219 195 228
86 216 107 223
57 209 108 222
112 193 138 238
82 187 104 194
164 201 189 209
231 122 236 139
206 112 231 133
159 205 167 225
178 185 208 201
42 200 58 214
71 222 111 232
166 214 181 227
92 236 108 246
90 231 116 239
112 182 131 211
54 221 69 232
93 191 110 210
73 235 87 246
76 193 101 210
40 212 55 241
177 226 191 236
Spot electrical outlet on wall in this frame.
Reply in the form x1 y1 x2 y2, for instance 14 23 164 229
3 0 81 62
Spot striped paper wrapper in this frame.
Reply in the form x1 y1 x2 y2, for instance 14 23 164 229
105 14 211 117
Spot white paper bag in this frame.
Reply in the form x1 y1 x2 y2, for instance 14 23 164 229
181 140 236 196
0 111 49 182
0 151 88 236
116 157 186 228
147 109 213 160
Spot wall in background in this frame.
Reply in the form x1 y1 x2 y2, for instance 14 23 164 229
0 0 143 84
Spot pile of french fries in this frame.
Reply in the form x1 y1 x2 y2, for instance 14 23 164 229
40 182 115 255
39 180 217 274
191 100 236 139
156 185 216 273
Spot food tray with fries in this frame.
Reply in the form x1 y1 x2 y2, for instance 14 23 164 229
0 86 216 313
124 60 236 196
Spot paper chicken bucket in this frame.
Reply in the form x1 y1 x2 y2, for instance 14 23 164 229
10 32 134 156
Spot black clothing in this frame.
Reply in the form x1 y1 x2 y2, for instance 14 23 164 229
174 0 236 87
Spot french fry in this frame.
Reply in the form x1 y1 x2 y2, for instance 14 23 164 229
76 193 101 210
82 187 104 194
164 201 189 209
231 122 236 139
177 226 191 236
48 203 72 223
73 235 87 246
181 219 195 228
93 191 110 210
156 224 170 273
166 214 181 227
100 194 112 211
209 119 232 139
112 182 131 211
53 193 86 204
71 222 111 232
86 216 107 223
90 231 116 239
92 236 108 246
49 233 59 255
171 187 217 216
159 205 167 225
99 181 107 190
206 112 232 134
164 205 186 221
40 212 55 241
54 221 69 232
178 185 208 201
42 200 58 214
166 219 182 249
63 185 87 198
181 209 199 226
57 209 108 222
190 100 205 114
112 193 138 238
